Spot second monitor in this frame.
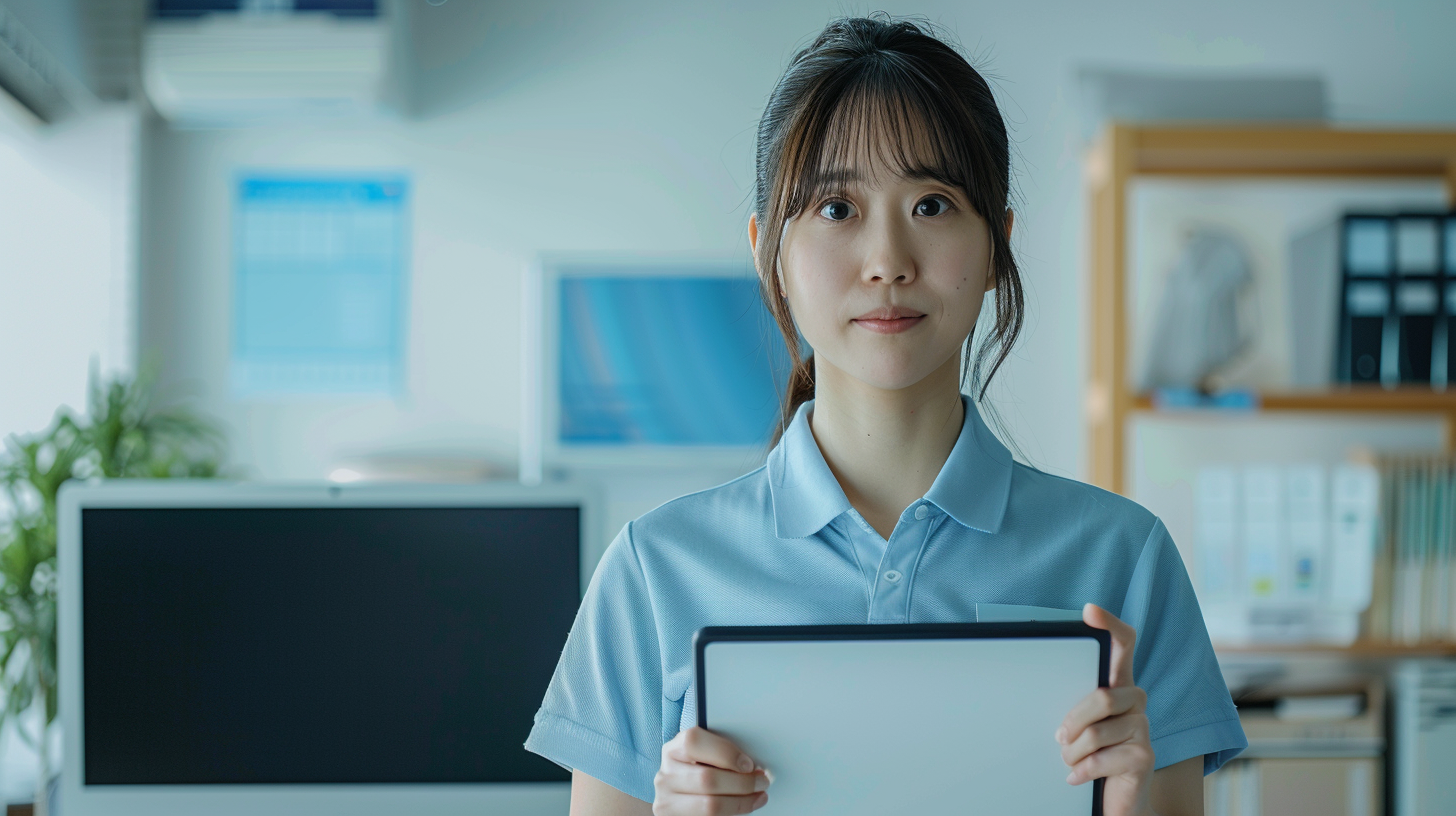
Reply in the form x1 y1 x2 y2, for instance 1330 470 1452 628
59 479 594 816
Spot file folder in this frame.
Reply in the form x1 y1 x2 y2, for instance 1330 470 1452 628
1444 215 1456 388
1336 215 1394 384
1394 215 1441 383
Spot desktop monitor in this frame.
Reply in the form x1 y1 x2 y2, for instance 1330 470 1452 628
520 257 794 481
58 480 597 816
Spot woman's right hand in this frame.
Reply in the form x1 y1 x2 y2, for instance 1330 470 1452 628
653 726 772 815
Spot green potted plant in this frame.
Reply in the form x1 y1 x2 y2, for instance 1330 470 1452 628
0 361 229 816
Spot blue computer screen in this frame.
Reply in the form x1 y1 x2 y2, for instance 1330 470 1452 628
558 275 792 446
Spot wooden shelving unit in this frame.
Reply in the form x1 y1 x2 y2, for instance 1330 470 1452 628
1086 122 1456 496
1087 124 1456 663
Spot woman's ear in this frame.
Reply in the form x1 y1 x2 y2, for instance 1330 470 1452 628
750 212 789 298
983 209 1014 295
749 212 774 292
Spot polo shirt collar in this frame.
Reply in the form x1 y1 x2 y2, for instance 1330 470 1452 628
924 394 1015 534
766 399 852 539
766 394 1014 539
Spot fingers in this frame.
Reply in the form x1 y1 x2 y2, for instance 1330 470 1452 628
656 758 769 797
1056 685 1146 751
655 791 767 816
1082 603 1137 688
1065 741 1155 786
664 726 760 774
1058 711 1143 767
656 727 771 813
1055 681 1153 790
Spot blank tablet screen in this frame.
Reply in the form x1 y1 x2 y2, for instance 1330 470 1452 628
700 626 1103 815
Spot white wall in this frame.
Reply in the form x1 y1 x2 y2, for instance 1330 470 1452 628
138 0 1456 492
0 100 139 454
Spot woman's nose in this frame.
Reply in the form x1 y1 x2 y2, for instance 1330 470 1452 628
860 216 917 285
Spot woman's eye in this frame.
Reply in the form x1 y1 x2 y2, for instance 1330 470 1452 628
819 200 854 221
916 195 953 217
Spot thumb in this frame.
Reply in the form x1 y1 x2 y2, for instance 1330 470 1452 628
1083 602 1136 688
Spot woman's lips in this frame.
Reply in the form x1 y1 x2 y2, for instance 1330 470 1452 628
853 315 925 334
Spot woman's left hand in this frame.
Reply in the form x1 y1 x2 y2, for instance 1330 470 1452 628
1056 603 1155 816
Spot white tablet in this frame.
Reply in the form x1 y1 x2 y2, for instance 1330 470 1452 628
694 622 1110 816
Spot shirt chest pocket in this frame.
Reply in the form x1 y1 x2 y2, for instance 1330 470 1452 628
975 603 1084 622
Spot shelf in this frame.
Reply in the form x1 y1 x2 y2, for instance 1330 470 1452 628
1132 388 1456 415
1085 121 1456 494
1214 641 1456 659
1127 125 1456 178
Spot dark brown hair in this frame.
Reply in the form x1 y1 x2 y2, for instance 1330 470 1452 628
753 13 1024 445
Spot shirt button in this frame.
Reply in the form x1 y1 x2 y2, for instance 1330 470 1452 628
884 569 903 583
914 504 929 520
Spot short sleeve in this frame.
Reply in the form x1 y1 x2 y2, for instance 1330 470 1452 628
523 521 662 802
1119 517 1247 775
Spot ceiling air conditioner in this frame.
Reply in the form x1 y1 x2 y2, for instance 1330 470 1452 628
142 11 386 126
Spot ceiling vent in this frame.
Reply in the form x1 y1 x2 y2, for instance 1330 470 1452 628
142 1 388 127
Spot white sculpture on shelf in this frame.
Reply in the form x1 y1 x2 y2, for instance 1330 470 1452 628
1140 227 1257 393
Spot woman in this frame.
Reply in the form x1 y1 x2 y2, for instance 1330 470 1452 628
525 14 1246 816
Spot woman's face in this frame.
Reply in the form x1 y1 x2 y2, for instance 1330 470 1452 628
767 151 1000 394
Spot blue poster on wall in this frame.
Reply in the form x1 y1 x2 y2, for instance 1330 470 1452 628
231 174 409 397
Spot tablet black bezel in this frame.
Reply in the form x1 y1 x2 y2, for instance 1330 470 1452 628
692 621 1110 816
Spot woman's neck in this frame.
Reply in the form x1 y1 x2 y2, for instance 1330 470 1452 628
807 355 965 540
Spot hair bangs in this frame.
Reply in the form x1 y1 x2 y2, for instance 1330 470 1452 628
781 59 979 222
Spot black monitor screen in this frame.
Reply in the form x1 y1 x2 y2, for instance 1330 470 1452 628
81 505 579 785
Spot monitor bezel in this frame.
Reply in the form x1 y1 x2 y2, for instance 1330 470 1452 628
520 253 788 483
57 478 599 816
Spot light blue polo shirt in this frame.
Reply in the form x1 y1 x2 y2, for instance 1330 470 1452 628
524 395 1247 802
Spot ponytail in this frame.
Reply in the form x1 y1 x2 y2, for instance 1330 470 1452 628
779 354 815 440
